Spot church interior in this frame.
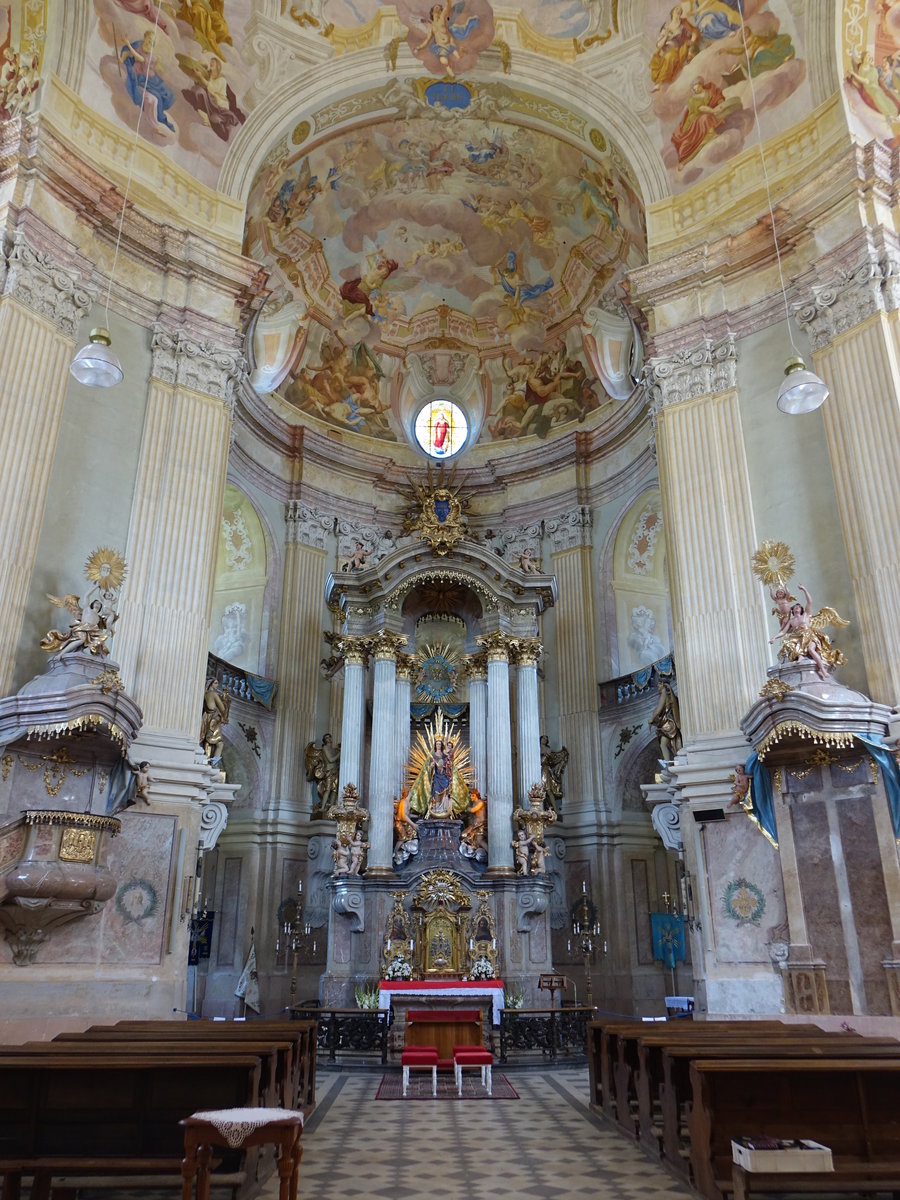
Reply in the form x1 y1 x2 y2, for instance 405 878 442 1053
3 0 900 1195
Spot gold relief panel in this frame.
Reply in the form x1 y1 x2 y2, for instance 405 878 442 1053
59 828 98 864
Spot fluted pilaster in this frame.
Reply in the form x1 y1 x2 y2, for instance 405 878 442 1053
116 331 244 736
466 652 488 795
337 637 370 799
270 504 332 805
512 639 542 804
797 243 900 704
548 507 601 807
368 632 406 872
478 633 514 874
648 336 768 736
0 237 92 691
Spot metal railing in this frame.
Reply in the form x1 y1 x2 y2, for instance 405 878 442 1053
498 1006 594 1064
291 1007 391 1063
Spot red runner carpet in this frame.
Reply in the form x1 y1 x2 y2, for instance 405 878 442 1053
375 1072 519 1100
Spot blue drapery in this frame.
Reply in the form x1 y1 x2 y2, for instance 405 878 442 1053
855 733 900 840
744 750 778 847
246 674 278 709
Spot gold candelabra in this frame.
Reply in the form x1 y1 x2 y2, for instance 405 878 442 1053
275 881 316 1010
568 881 605 1010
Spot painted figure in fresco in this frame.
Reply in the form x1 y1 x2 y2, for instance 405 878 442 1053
690 0 743 43
768 584 849 681
119 32 176 132
414 0 480 78
722 23 795 82
492 250 553 325
267 158 321 228
340 251 400 316
178 54 246 141
671 78 737 168
0 46 39 118
114 0 169 33
578 163 620 229
847 52 900 121
175 0 233 61
650 4 701 88
291 340 386 434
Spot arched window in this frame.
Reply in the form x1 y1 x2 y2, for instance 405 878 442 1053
413 400 468 459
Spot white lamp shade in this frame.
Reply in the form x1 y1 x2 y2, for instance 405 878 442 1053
70 327 124 388
776 356 828 415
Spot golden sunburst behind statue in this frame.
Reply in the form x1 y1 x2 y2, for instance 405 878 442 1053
84 547 127 593
750 540 795 589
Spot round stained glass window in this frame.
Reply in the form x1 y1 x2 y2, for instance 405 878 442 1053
414 400 468 459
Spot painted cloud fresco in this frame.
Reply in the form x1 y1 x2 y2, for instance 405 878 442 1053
245 114 645 340
843 0 900 146
82 0 253 188
319 0 599 38
645 0 808 190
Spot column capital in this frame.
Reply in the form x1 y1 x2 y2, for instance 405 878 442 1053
395 652 416 680
150 326 246 406
340 635 371 667
286 501 334 550
510 638 542 667
464 650 488 680
546 505 592 553
371 630 408 661
795 234 900 352
645 333 737 410
477 631 517 662
1 233 93 338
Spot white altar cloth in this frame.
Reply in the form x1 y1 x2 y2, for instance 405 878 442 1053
378 979 506 1025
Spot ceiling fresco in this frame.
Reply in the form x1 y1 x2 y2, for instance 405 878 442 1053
842 0 900 146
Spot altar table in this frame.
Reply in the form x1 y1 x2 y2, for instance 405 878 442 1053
378 980 506 1025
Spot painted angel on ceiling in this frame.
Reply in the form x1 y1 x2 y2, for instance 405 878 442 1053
177 53 245 141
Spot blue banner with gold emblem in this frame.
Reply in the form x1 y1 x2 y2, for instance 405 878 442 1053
651 912 686 968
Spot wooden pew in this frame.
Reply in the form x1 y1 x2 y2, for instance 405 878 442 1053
688 1057 900 1200
103 1019 318 1110
0 1050 262 1199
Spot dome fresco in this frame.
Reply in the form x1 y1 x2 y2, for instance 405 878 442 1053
68 0 818 452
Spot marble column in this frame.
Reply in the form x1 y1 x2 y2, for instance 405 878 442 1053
546 507 601 816
0 235 92 692
337 637 370 799
394 653 414 793
797 238 900 705
368 632 407 874
513 638 542 804
466 652 488 796
648 335 769 738
271 502 334 812
479 632 514 875
116 330 244 744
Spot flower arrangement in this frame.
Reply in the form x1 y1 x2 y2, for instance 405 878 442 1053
503 984 525 1009
354 982 380 1010
385 956 413 981
471 955 495 980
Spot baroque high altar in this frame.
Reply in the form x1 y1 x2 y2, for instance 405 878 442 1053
314 495 559 1003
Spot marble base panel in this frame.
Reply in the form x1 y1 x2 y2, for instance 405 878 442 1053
704 974 785 1017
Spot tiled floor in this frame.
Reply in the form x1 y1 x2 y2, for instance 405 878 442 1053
259 1067 695 1200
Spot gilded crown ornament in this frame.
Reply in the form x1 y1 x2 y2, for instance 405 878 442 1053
403 465 467 556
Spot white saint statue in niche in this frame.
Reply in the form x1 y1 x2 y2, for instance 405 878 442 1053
213 601 249 662
627 604 667 667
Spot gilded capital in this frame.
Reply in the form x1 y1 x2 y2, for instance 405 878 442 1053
476 631 515 662
395 652 416 681
510 638 542 667
645 333 737 410
341 635 371 666
1 234 94 339
464 650 488 680
371 630 408 660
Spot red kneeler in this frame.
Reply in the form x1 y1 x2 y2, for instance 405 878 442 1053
401 1045 438 1096
453 1045 493 1096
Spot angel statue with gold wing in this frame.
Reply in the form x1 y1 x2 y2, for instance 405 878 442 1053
770 584 848 681
40 594 112 657
406 709 474 819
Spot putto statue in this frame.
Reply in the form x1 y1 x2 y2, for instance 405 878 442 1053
304 733 341 819
752 539 849 681
326 783 370 876
40 547 127 658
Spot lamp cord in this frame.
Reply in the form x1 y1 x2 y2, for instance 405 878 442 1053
103 3 164 331
737 5 799 356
